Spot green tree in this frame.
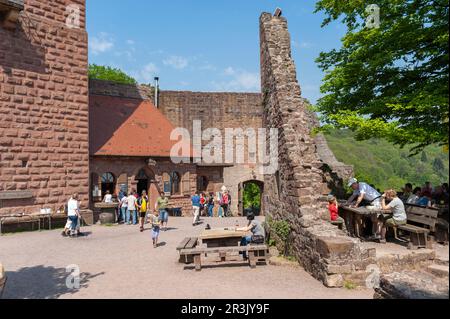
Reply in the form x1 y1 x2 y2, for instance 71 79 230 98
88 64 137 85
243 183 261 209
314 0 449 154
421 151 428 162
433 157 445 172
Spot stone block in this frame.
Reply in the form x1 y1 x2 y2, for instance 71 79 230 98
316 236 355 259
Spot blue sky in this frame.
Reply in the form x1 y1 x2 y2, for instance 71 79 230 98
86 0 346 104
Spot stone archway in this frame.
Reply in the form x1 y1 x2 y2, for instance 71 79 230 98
134 167 159 211
239 179 264 216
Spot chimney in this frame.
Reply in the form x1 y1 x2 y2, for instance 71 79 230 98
274 8 282 17
154 77 159 108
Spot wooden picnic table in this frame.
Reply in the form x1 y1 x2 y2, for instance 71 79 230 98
198 228 248 248
339 205 388 238
177 228 269 270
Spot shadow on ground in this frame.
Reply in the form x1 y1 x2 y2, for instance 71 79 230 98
3 265 104 299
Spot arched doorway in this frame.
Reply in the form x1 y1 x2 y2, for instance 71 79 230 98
238 180 264 216
135 168 159 211
135 168 149 196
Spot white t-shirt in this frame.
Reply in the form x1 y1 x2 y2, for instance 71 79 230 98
104 194 113 203
120 196 128 208
67 198 79 217
387 197 407 222
354 182 381 203
127 195 137 211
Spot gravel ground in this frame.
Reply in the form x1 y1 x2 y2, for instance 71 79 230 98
0 217 373 299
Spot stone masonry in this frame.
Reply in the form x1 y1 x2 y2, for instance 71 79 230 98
260 12 374 287
0 0 89 215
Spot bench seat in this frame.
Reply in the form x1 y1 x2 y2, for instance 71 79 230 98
180 244 270 271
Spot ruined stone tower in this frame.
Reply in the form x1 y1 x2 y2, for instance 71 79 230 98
0 0 89 214
260 12 374 287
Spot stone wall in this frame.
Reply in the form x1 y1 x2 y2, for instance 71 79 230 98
260 12 372 287
0 0 89 215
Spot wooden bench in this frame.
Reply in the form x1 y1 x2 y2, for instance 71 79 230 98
389 205 438 250
176 237 199 264
179 244 270 271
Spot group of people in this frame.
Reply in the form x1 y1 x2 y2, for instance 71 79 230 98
61 187 265 256
401 182 449 207
117 190 169 247
327 178 449 244
191 188 231 226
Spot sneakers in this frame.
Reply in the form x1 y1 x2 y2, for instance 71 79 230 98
378 239 387 244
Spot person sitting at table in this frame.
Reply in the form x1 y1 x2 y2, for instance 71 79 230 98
377 189 407 244
401 183 413 201
236 213 265 260
406 187 421 204
417 191 433 207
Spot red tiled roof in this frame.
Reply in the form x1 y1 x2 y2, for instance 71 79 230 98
89 95 193 158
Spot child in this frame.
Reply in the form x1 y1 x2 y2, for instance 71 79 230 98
328 195 344 223
150 210 162 248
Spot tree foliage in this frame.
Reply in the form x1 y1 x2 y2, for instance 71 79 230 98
88 64 137 85
314 0 449 154
325 129 449 191
243 183 261 209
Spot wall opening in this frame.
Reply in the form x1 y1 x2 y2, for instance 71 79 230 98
239 180 264 216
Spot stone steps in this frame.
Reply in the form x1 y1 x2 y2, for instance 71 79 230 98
426 264 449 278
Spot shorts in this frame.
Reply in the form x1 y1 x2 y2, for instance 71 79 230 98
152 226 160 239
385 218 407 227
159 209 168 222
139 212 146 218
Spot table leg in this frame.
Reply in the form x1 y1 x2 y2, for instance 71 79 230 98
355 216 360 238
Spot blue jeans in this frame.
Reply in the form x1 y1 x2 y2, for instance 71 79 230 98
159 209 168 223
208 205 214 217
240 235 252 258
218 206 223 217
128 210 137 224
68 216 78 231
120 207 127 223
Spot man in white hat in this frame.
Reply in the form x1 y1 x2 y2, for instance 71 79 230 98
346 178 382 239
346 178 382 208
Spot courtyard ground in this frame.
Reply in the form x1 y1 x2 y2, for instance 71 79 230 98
0 217 373 299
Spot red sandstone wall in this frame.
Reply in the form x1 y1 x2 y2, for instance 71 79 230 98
0 0 89 214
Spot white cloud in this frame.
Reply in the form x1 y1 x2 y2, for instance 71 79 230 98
133 63 159 83
292 40 314 49
163 55 189 70
224 66 236 76
89 33 114 55
126 40 135 45
212 68 260 92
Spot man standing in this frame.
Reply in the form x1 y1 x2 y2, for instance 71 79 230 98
191 191 201 226
155 192 169 231
127 191 138 225
137 190 148 232
67 193 81 238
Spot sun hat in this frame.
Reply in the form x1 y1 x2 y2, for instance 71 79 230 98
347 178 358 188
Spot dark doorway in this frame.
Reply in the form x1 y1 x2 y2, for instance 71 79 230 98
136 168 149 196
